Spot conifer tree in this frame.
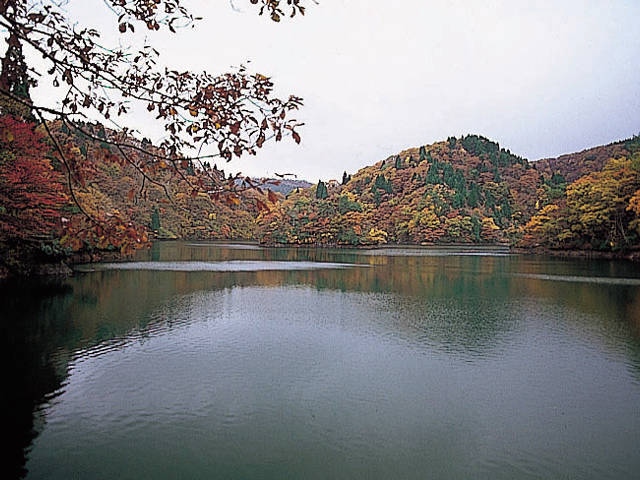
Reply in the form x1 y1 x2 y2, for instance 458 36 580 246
419 145 427 162
151 207 161 231
316 180 328 199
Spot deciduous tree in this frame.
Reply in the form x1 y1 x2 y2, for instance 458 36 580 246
0 115 67 243
0 0 309 190
0 0 315 264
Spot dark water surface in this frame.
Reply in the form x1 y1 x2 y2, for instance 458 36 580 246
3 242 640 479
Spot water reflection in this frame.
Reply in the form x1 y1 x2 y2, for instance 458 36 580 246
76 260 363 272
3 242 640 479
0 282 77 479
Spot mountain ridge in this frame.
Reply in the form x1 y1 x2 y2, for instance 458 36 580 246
257 133 640 252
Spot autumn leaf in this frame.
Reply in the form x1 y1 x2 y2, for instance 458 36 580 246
230 122 241 135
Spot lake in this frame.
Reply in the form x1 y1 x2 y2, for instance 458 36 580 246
3 242 640 479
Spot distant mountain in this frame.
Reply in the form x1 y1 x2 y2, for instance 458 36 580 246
242 178 312 196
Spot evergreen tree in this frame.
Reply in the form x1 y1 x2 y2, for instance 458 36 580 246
419 145 427 162
471 215 482 242
385 176 393 194
442 162 455 187
0 24 34 118
426 163 440 185
467 182 480 208
150 206 161 231
316 180 328 199
426 151 434 163
452 190 465 209
373 188 382 206
372 174 392 194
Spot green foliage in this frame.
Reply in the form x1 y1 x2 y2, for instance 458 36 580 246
315 180 328 199
338 194 362 214
372 174 392 194
541 172 567 203
624 135 640 155
460 134 527 167
257 135 544 246
419 145 427 162
426 162 441 185
467 182 480 208
150 206 161 231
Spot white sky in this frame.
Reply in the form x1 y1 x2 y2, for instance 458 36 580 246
34 0 640 180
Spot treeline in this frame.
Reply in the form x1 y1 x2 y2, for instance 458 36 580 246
257 134 640 252
258 135 536 245
0 114 278 276
3 112 640 276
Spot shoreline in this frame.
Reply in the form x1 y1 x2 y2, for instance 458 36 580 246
2 242 639 280
511 246 640 261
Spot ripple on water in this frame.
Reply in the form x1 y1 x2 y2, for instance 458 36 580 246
358 246 511 257
512 272 640 286
185 242 264 250
23 275 640 480
74 260 365 272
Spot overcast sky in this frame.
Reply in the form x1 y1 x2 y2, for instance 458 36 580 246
54 1 640 180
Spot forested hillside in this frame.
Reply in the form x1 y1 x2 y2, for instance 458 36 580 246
257 134 640 253
534 137 640 183
0 115 280 276
2 112 640 278
258 135 537 245
523 136 640 252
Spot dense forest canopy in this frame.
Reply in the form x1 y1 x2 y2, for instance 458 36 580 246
257 134 640 252
1 114 640 277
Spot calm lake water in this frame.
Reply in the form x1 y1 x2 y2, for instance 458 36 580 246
3 242 640 479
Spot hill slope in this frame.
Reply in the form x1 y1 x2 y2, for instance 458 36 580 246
257 134 640 251
0 115 281 276
3 113 640 278
533 136 640 183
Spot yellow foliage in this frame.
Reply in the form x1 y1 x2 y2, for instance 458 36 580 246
367 228 388 244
